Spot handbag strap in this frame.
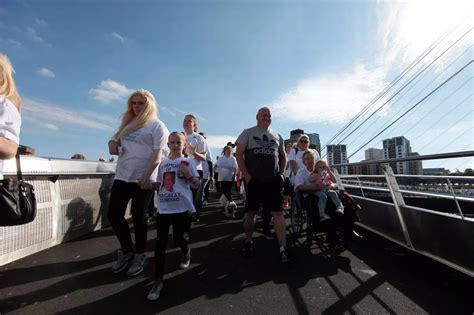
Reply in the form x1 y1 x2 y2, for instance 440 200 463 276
15 151 23 181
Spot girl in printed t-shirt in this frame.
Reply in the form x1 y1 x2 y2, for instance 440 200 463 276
147 131 200 301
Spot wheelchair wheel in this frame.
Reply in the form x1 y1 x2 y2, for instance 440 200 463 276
290 200 307 243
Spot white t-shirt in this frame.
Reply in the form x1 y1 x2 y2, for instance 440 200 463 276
0 97 21 179
294 167 312 197
114 120 169 183
185 132 207 171
156 156 198 214
216 155 237 182
288 148 320 172
201 145 213 180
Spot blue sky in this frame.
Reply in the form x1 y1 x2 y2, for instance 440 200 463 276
1 0 472 171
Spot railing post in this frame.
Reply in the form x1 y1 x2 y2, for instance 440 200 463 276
356 176 366 198
332 168 345 191
446 178 465 219
382 163 413 248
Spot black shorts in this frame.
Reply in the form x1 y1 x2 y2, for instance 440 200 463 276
244 175 283 213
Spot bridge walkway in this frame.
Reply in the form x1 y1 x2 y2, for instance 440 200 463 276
1 194 473 314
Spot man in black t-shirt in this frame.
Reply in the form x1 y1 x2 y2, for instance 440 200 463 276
235 107 290 262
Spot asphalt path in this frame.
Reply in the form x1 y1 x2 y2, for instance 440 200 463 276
1 193 473 314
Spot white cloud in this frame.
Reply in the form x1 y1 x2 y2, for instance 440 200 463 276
206 134 238 149
34 18 48 27
174 107 188 115
268 0 472 128
105 32 127 44
160 106 206 121
160 106 177 117
270 63 387 124
26 27 43 42
40 123 59 130
89 80 134 104
376 0 473 68
37 67 55 78
22 98 114 131
0 38 22 49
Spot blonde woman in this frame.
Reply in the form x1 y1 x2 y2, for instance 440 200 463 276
107 89 169 276
288 134 320 176
0 53 21 177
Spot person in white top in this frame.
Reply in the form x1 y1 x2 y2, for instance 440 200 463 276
147 131 199 301
288 134 320 178
183 114 208 221
294 151 336 246
216 145 238 218
107 89 169 277
0 53 21 179
198 132 213 205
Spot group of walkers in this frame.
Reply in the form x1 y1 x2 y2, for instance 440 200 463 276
0 58 356 301
1 52 357 303
104 90 358 301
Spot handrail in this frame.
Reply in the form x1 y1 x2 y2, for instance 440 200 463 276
2 171 116 176
343 174 474 180
331 150 474 167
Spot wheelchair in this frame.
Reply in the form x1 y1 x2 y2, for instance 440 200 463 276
289 190 361 256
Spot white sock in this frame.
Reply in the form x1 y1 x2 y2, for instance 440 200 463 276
280 246 286 252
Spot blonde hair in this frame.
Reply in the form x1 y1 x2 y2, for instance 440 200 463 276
0 53 21 111
297 134 310 143
303 150 315 160
112 89 157 141
184 114 198 132
168 131 186 155
315 159 329 169
168 131 186 143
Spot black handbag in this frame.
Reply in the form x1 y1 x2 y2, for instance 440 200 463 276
0 152 37 226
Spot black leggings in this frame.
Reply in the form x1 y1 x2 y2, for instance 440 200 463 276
214 172 220 194
219 181 233 202
107 180 153 254
154 212 191 277
283 177 292 196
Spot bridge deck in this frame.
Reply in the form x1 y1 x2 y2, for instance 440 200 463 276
1 196 473 314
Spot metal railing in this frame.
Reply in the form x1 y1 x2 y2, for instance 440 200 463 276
0 156 117 266
333 150 474 276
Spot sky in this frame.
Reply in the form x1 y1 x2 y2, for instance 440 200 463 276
1 0 472 171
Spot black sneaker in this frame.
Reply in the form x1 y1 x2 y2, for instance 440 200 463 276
280 247 291 263
243 241 255 258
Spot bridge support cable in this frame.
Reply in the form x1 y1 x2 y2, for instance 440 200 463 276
347 60 473 160
342 47 473 154
321 21 472 156
333 28 473 151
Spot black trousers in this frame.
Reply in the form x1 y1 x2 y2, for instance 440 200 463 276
107 180 153 254
219 181 233 202
154 212 191 277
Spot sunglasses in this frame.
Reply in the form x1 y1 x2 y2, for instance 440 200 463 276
299 140 309 143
